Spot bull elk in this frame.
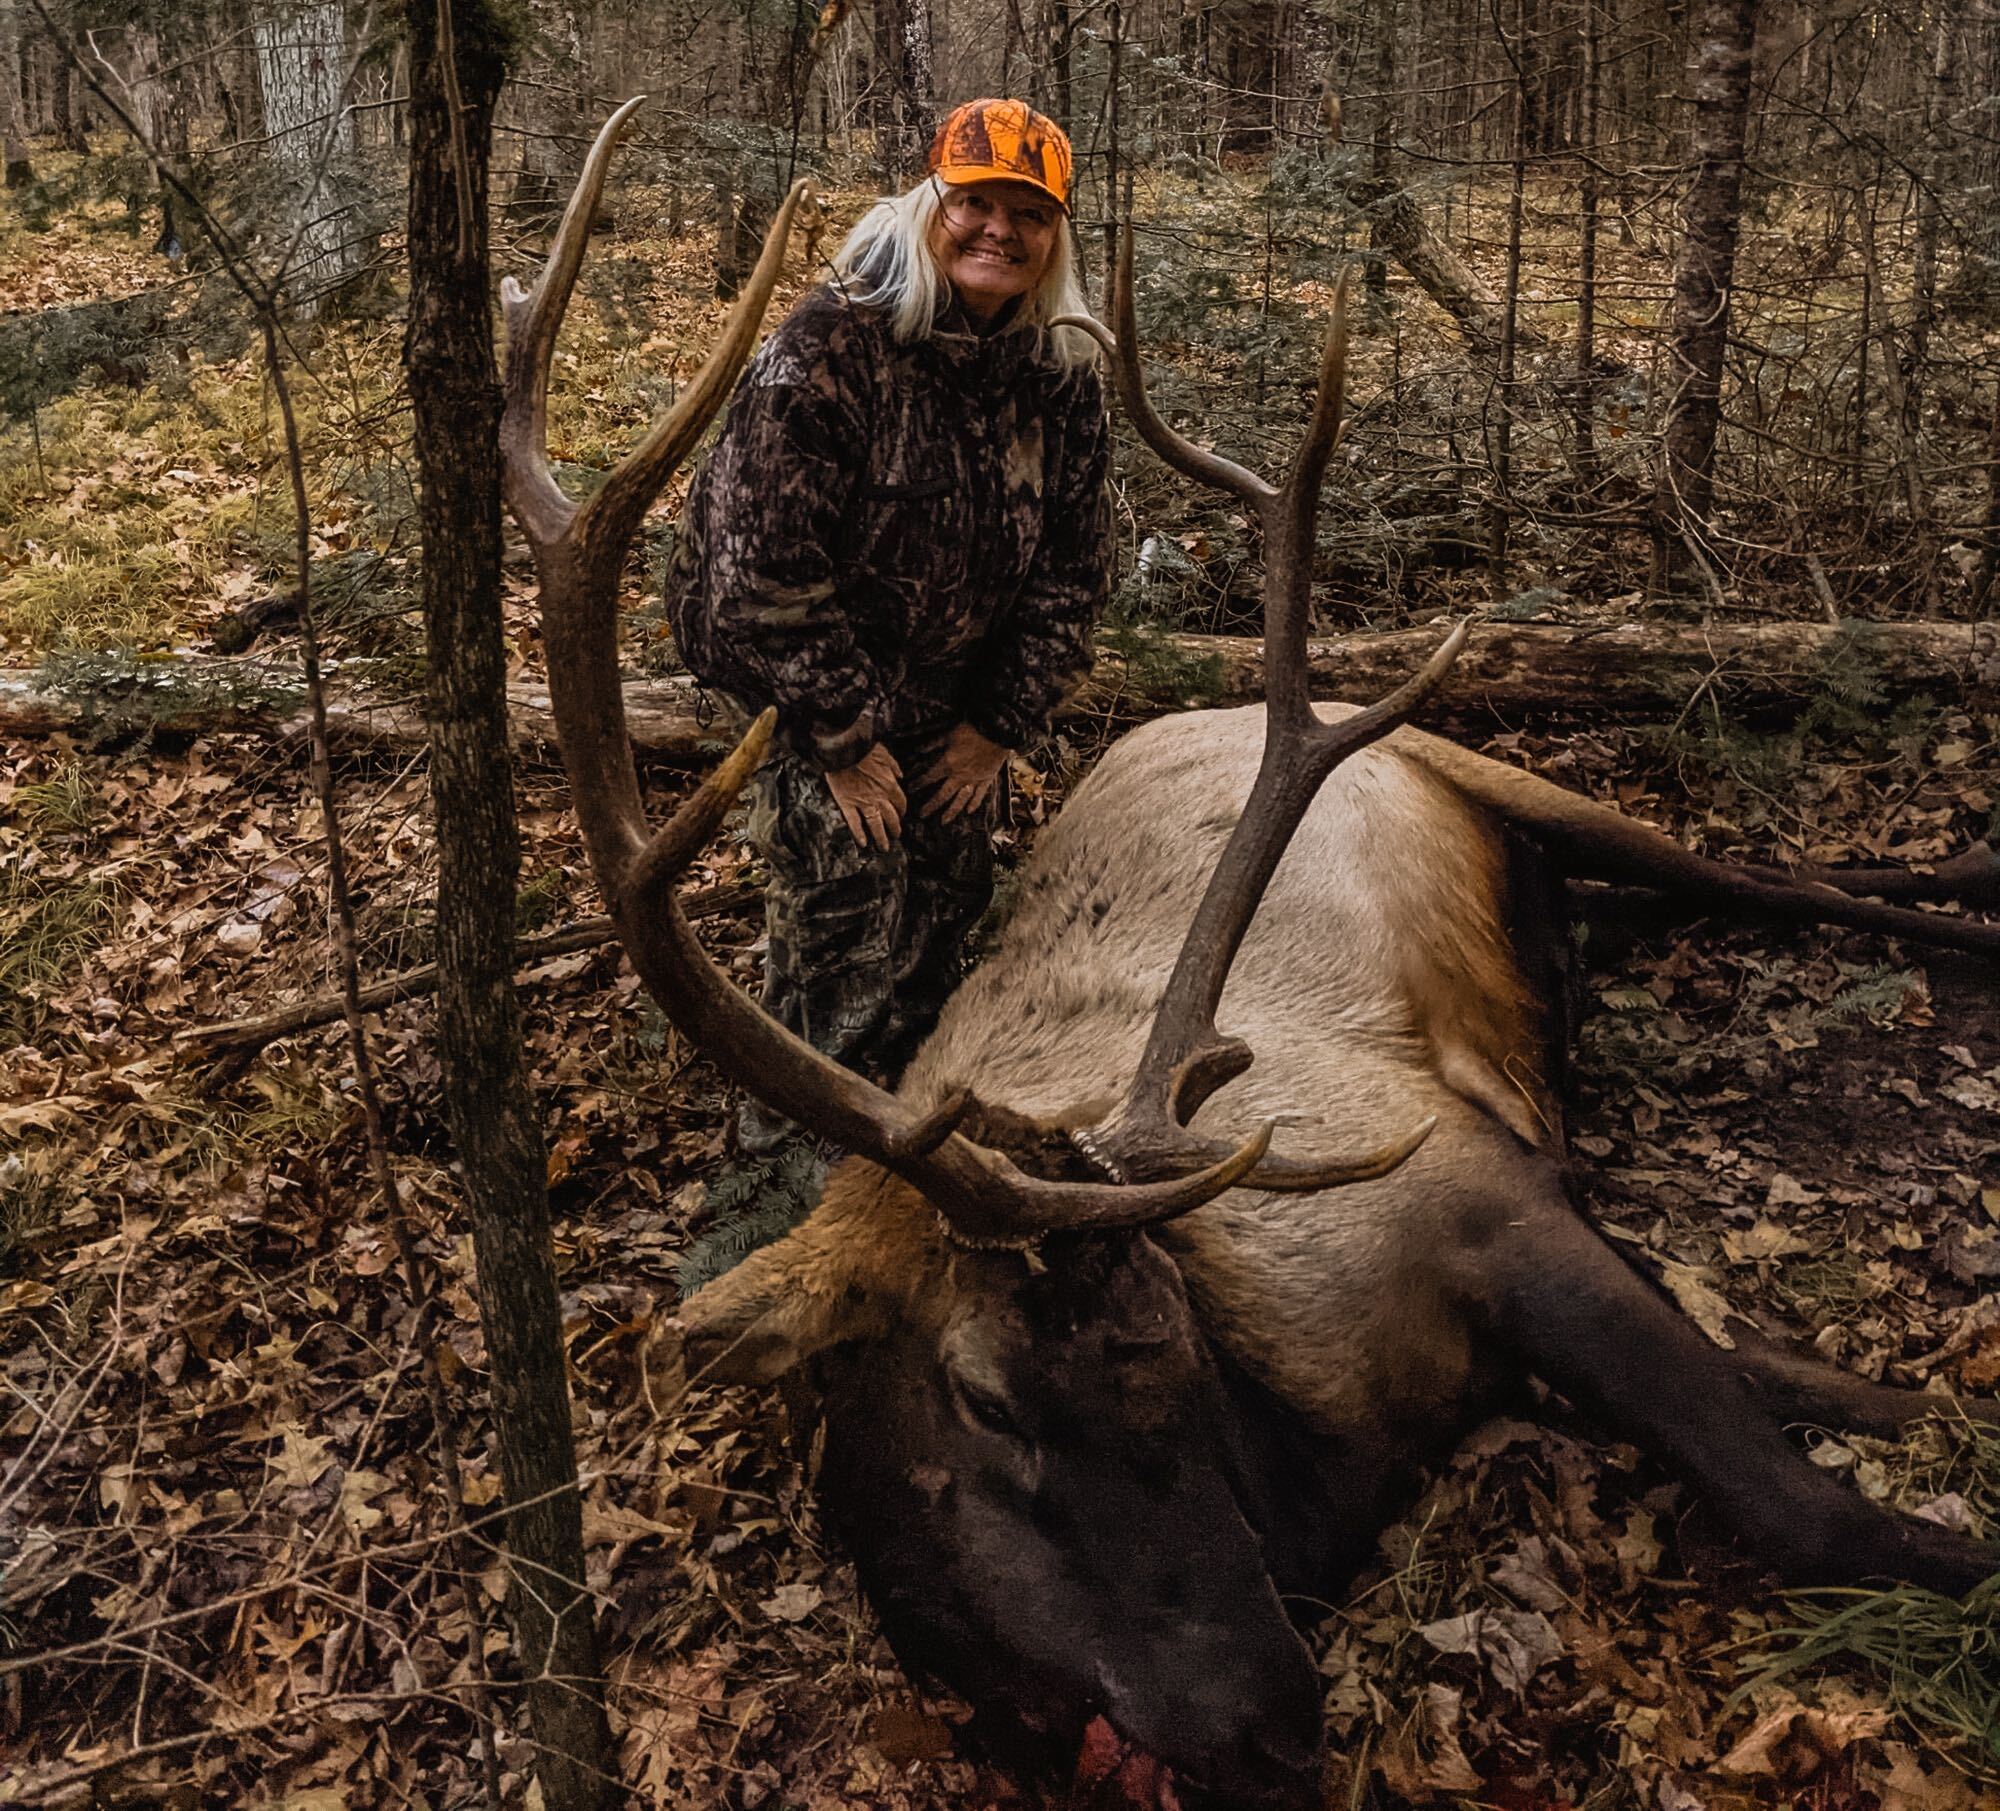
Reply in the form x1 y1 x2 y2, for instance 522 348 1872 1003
503 103 2000 1809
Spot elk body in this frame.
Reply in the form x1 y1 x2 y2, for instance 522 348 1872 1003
504 106 2000 1810
680 703 2000 1803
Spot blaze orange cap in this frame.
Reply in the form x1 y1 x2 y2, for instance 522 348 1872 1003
927 98 1073 214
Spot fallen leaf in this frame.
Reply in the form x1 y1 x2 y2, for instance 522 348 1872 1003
1376 1683 1482 1799
1720 1696 1890 1781
759 1581 823 1623
1418 1606 1563 1693
1657 1259 1739 1349
868 1702 957 1764
214 918 263 955
269 1426 334 1491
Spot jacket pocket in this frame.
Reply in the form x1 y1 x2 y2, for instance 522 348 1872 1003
853 473 966 602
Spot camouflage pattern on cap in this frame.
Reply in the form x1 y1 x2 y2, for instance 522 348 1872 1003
927 98 1073 212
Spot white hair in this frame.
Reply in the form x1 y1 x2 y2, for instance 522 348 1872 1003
830 179 1098 372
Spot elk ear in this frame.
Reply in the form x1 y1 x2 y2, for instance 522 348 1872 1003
676 1208 905 1386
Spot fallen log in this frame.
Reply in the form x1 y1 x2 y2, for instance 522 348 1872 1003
5 619 1995 760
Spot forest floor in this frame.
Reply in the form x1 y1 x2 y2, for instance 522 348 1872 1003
4 149 2000 1810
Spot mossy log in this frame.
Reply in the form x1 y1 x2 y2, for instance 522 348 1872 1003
4 620 1995 760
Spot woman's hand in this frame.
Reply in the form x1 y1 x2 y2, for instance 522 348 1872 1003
919 725 1009 823
825 744 907 849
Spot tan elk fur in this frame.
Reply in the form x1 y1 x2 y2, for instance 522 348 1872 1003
685 703 1575 1440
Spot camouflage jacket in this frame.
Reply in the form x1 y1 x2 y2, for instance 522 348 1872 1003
663 283 1112 768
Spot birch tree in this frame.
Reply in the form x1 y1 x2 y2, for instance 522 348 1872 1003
254 0 356 314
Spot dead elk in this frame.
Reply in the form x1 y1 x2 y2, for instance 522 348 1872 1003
501 104 2000 1810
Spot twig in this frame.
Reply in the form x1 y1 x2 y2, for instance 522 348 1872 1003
174 881 756 1066
1804 549 1842 624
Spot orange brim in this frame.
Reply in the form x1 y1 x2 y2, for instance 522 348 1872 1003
931 163 1070 213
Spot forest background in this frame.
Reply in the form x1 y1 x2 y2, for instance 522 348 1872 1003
4 0 2000 1807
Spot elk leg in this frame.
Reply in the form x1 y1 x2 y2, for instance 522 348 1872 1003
1779 843 2000 910
1697 1309 2000 1439
1530 811 2000 958
1463 1196 2000 1595
1597 1245 2000 1438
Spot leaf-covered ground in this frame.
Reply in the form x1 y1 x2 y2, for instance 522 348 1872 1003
4 155 2000 1811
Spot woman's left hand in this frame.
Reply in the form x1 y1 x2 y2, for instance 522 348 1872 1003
919 724 1010 823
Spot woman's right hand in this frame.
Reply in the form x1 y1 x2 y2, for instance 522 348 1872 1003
825 744 906 849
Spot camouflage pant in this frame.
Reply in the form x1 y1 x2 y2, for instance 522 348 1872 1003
739 741 995 1150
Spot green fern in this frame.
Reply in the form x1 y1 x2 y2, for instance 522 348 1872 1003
676 1141 828 1299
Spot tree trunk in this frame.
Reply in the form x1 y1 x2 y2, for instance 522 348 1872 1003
1364 0 1396 314
51 50 87 153
1653 0 1760 584
503 0 589 234
715 180 774 301
1962 0 2000 317
1489 0 1534 578
403 1 614 1806
1572 0 1601 488
876 0 933 181
1047 0 1073 128
1 0 34 187
1358 186 1515 350
254 0 357 316
13 621 1996 751
1858 202 1933 544
1980 376 2000 612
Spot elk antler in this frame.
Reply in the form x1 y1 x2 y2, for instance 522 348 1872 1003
1055 229 1468 1189
502 104 1287 1248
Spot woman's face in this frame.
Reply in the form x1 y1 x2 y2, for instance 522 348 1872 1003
928 179 1062 321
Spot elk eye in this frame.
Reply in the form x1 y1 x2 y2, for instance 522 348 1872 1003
952 1376 1027 1442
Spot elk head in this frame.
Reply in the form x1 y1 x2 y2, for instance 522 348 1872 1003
502 103 1466 1807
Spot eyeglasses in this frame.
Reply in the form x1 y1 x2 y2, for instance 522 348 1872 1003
935 184 1059 237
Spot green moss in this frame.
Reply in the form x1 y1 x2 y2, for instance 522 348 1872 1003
1097 609 1227 708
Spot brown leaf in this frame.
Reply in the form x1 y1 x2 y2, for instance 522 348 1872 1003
1720 1696 1889 1782
1376 1685 1482 1801
867 1702 957 1764
759 1582 823 1623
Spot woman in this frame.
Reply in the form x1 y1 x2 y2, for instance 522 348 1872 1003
664 98 1113 1151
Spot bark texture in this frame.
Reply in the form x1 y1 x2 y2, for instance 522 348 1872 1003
12 621 1996 752
1 0 32 187
254 0 356 314
873 0 933 179
1655 0 1760 544
403 1 614 1805
1360 185 1513 350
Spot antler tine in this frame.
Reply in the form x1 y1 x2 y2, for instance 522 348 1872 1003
1105 1113 1439 1196
1306 618 1470 763
509 118 809 903
613 712 962 1158
1285 270 1350 521
588 179 813 553
1258 274 1353 731
1047 221 1469 1206
499 94 651 547
990 1121 1275 1234
1051 228 1276 511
